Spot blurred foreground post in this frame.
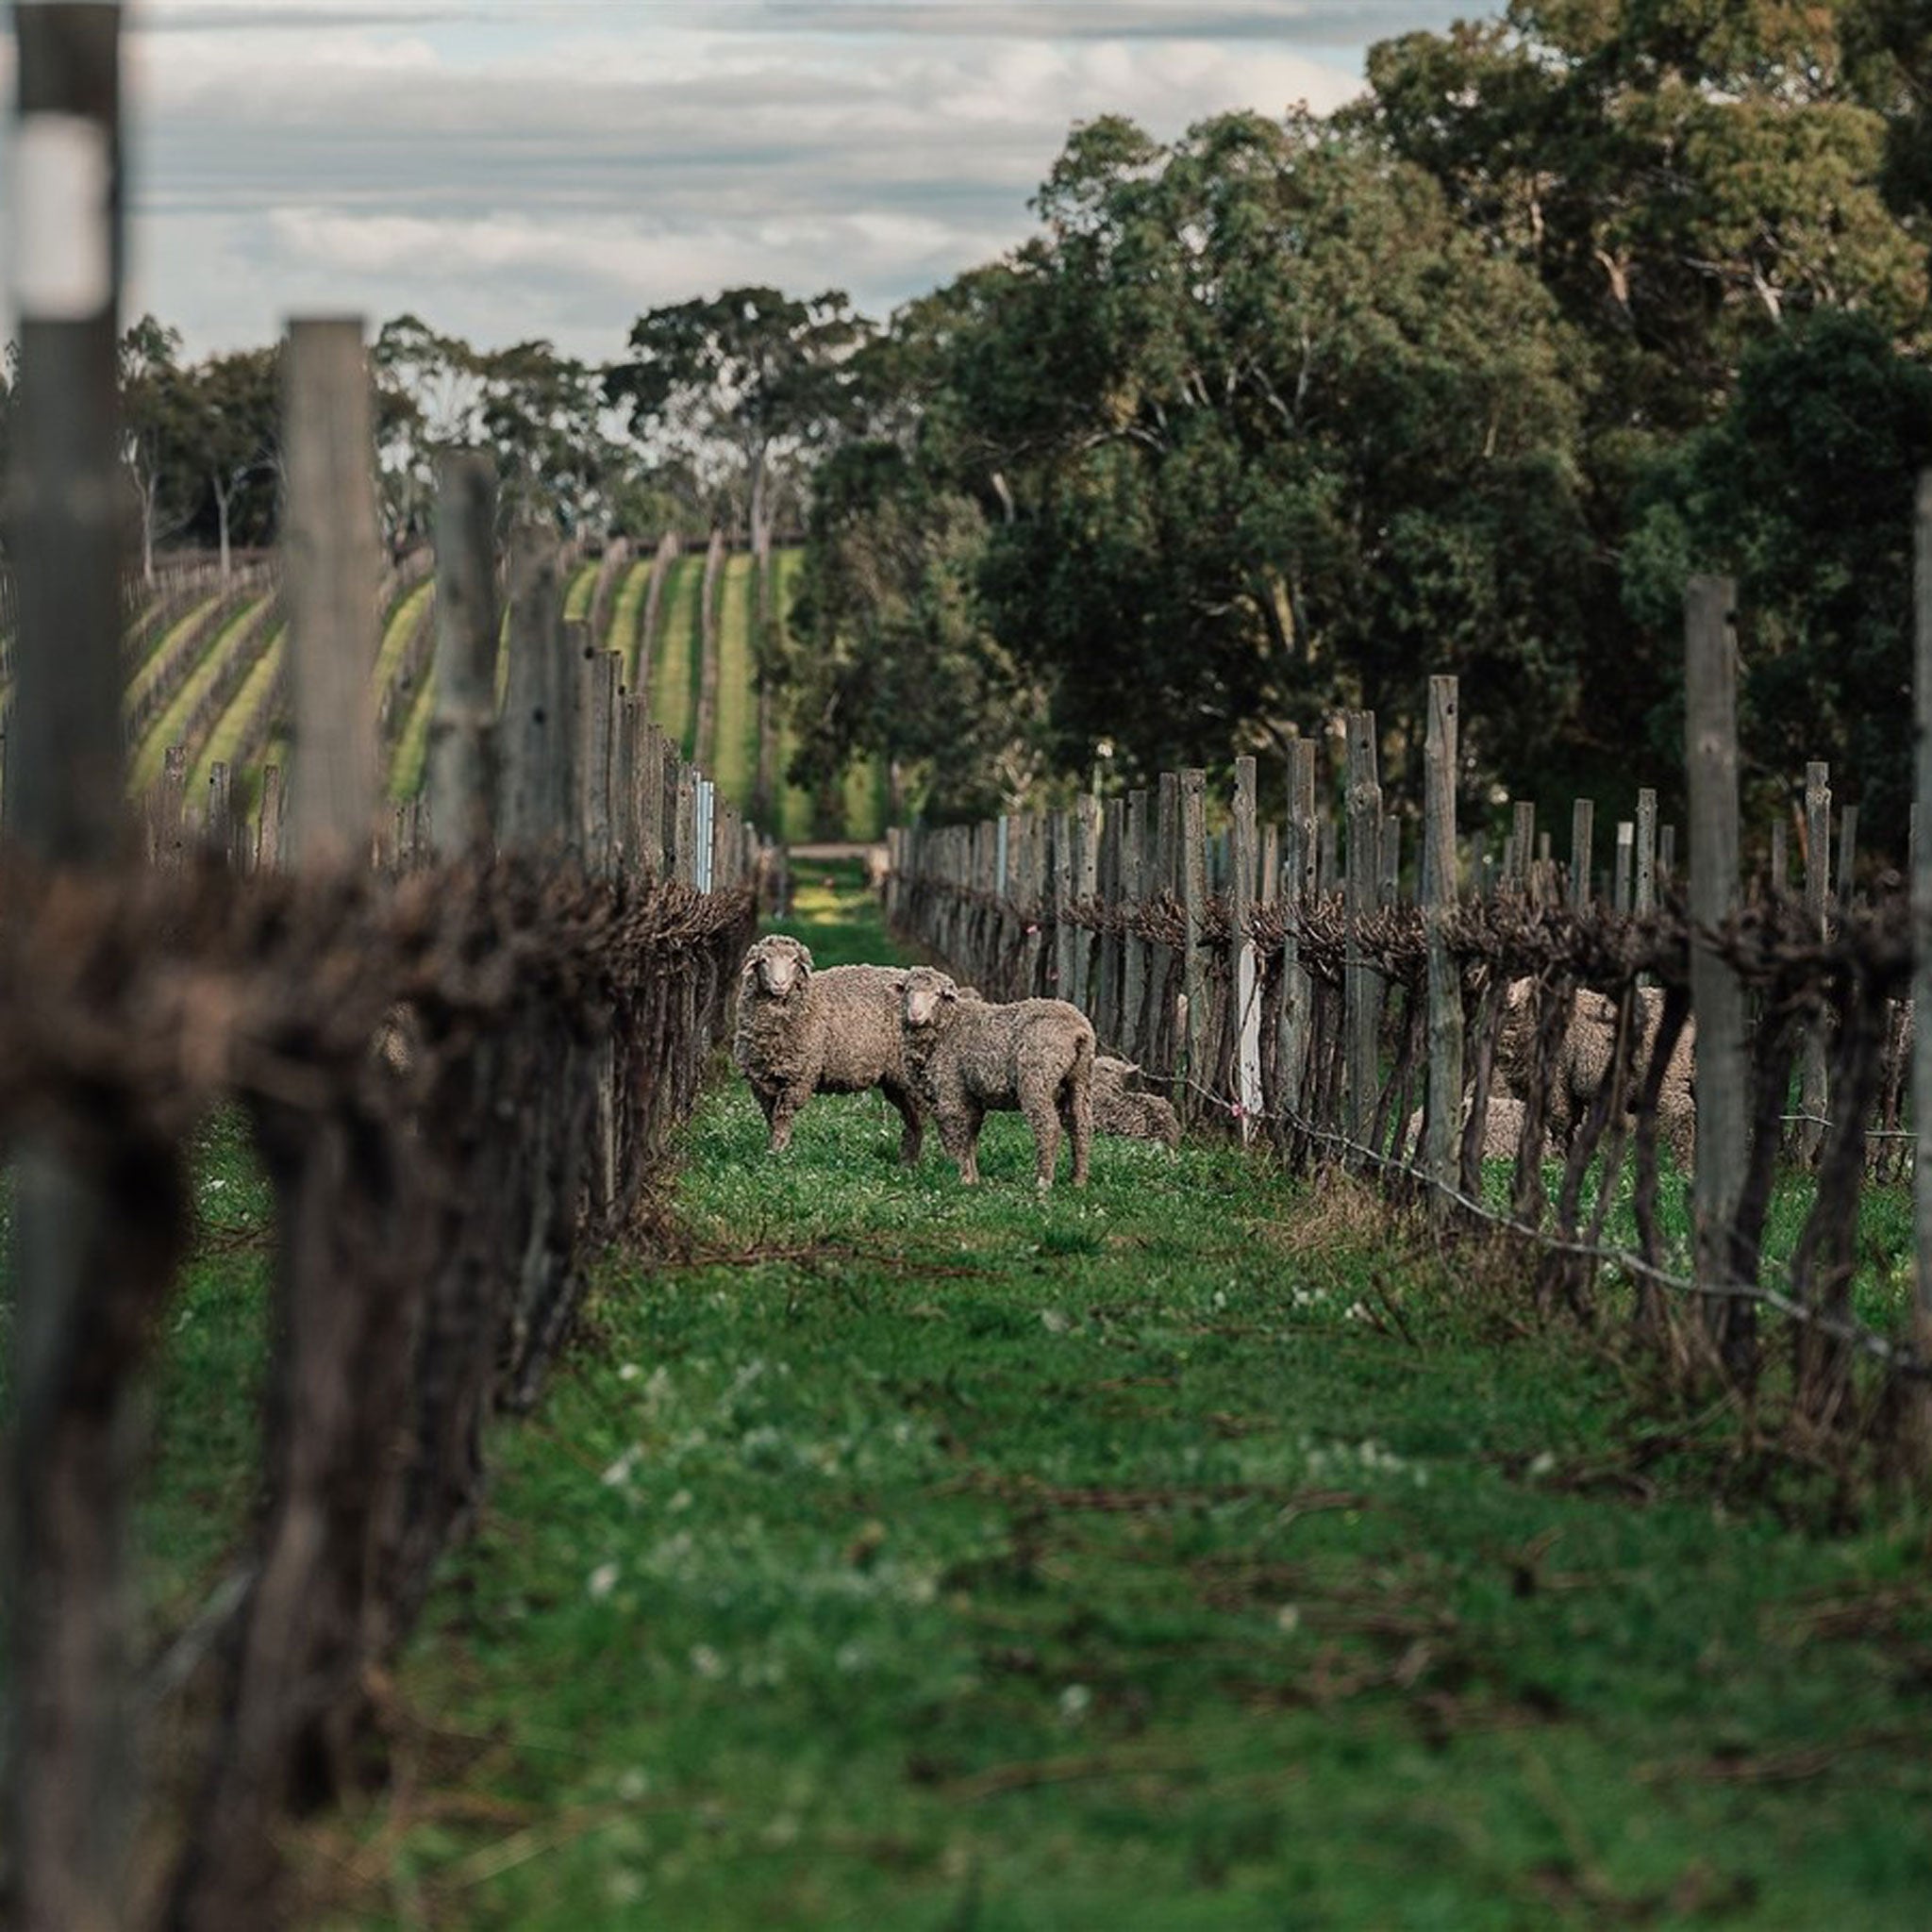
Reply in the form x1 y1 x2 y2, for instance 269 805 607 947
1913 473 1932 1357
3 12 173 1932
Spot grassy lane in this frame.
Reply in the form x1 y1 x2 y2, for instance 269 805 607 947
130 595 271 792
711 552 757 808
564 559 599 624
772 547 823 841
123 593 225 728
320 867 1932 1930
609 558 654 691
372 580 434 699
650 556 701 759
389 661 437 801
189 630 284 794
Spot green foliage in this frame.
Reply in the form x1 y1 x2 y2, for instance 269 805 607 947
607 287 874 547
1624 309 1932 844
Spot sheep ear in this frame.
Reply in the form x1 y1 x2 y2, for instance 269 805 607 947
941 984 958 1002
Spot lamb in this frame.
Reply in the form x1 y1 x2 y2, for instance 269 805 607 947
898 966 1094 1189
1495 976 1695 1166
732 934 924 1162
1091 1055 1181 1150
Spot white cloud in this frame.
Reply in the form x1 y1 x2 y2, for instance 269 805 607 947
7 3 1463 361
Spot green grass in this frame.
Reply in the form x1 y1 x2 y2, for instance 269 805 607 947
650 556 703 760
710 552 757 808
128 590 223 684
389 658 438 802
123 593 227 727
130 594 272 792
609 558 655 691
772 547 823 842
372 580 434 698
248 864 1932 1930
564 559 599 624
188 630 284 796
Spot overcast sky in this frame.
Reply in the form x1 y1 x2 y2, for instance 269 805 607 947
7 1 1471 363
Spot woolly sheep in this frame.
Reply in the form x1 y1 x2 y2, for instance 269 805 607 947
733 934 924 1162
1091 1055 1181 1150
899 966 1094 1189
1496 976 1695 1165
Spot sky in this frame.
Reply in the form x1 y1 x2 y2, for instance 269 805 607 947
7 1 1472 363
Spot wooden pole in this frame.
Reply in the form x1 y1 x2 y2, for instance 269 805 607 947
1179 771 1209 1118
1344 714 1383 1148
283 318 379 868
1424 677 1462 1198
1914 471 1932 1351
425 449 499 857
499 526 573 852
1686 575 1751 1372
1568 798 1593 912
5 16 158 1927
1636 788 1658 914
1277 741 1317 1123
1801 759 1831 1164
1231 756 1261 1141
1613 821 1634 914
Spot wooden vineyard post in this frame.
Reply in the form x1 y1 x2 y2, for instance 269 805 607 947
1835 802 1858 913
1231 757 1262 1141
1685 575 1752 1375
5 15 168 1927
1569 798 1593 911
1096 796 1124 1047
283 319 380 869
1344 714 1384 1151
1277 740 1317 1129
500 528 573 855
255 763 285 873
1179 770 1208 1123
1636 789 1658 914
1770 819 1788 897
1074 792 1101 1016
1424 677 1462 1204
581 641 619 877
1509 801 1535 895
1613 821 1634 914
1121 791 1148 1061
426 449 499 856
1800 759 1832 1164
1049 808 1074 998
1915 470 1932 1360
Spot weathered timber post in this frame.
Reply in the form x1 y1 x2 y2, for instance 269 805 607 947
1914 471 1932 1357
1800 759 1832 1164
1424 677 1462 1202
1569 798 1594 912
1834 802 1858 913
1073 791 1100 1014
1636 788 1658 914
283 322 381 867
1121 791 1148 1059
1344 714 1383 1150
1231 756 1262 1141
1509 801 1536 895
1179 770 1208 1121
1276 740 1317 1124
1613 821 1634 914
1096 796 1124 1045
500 527 571 854
426 450 498 855
1686 575 1752 1375
5 16 170 1929
1770 818 1788 897
580 641 618 877
255 762 285 873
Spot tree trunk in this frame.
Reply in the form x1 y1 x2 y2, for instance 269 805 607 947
214 474 233 580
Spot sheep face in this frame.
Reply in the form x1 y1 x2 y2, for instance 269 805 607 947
746 934 813 999
901 967 959 1031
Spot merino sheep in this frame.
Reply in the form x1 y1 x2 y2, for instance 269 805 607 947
899 966 1094 1189
1091 1056 1181 1150
733 934 924 1161
1496 976 1695 1165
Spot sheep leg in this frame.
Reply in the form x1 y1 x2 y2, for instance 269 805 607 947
767 1086 808 1153
937 1105 983 1185
1064 1058 1092 1190
881 1079 924 1166
1021 1071 1063 1190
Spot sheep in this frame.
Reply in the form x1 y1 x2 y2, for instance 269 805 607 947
898 966 1094 1189
1495 976 1695 1165
1091 1055 1181 1150
732 934 924 1162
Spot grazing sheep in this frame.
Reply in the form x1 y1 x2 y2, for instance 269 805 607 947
899 966 1094 1189
733 934 924 1162
1092 1056 1181 1150
1407 1091 1547 1165
1496 977 1695 1165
